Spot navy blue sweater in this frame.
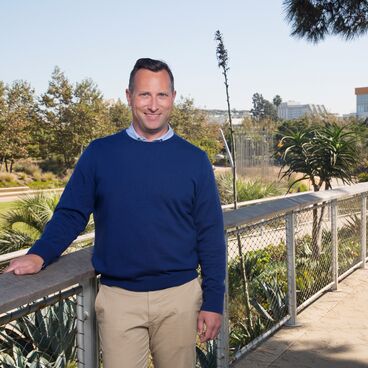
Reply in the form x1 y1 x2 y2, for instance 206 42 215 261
29 130 226 313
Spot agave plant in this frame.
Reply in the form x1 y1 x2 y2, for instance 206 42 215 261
0 192 94 254
0 299 77 368
251 278 287 325
0 346 50 368
229 317 265 353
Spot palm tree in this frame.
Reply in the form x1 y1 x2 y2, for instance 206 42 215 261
275 123 359 256
0 193 94 254
276 123 358 192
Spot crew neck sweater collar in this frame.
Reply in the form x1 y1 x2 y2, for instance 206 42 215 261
126 123 174 142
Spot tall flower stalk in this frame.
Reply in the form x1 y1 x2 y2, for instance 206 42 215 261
215 30 237 209
215 30 252 330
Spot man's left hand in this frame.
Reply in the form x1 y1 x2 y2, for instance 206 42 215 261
197 311 222 343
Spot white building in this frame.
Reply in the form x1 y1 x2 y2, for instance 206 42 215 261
277 101 328 120
355 87 368 118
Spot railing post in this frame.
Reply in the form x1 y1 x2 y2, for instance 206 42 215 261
217 230 229 368
77 277 99 368
331 199 338 290
361 194 367 269
286 212 298 326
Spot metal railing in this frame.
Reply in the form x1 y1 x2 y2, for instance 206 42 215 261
1 183 368 367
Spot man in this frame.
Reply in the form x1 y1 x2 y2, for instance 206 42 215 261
5 58 226 368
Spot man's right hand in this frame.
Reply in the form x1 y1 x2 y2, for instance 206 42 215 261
3 254 44 275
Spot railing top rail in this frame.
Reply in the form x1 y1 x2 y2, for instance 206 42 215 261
224 182 368 229
0 247 95 314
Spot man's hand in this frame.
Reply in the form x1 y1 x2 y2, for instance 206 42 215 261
3 254 44 275
197 310 222 343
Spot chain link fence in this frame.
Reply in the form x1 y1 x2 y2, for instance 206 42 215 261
225 193 368 366
337 196 362 276
226 215 288 361
234 133 277 179
294 203 333 305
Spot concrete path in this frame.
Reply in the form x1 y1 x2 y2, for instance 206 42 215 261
232 268 368 368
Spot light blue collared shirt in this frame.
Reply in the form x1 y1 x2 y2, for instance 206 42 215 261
126 123 174 142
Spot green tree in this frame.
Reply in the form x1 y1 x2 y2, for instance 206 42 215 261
0 81 37 172
40 67 113 169
107 98 131 131
73 78 113 152
284 0 368 43
170 98 222 162
276 123 358 191
275 123 358 255
250 93 277 121
272 95 282 108
39 67 75 168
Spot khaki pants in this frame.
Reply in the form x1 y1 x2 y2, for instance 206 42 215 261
95 278 202 368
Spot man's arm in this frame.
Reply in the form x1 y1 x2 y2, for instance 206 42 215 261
4 142 97 275
193 152 226 340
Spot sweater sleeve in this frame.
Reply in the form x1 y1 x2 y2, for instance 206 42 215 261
193 153 226 314
27 142 96 266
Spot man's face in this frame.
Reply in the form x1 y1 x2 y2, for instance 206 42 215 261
126 69 176 140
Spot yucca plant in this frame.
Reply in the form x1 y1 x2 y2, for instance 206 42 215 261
0 192 94 254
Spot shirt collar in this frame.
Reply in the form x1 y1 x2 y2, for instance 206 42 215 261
126 123 174 142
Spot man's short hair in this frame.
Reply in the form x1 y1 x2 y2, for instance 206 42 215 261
128 58 174 92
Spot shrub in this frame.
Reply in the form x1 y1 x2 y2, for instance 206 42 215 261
32 170 43 181
13 160 41 177
0 172 17 183
16 172 27 181
357 172 368 182
39 157 66 175
41 172 57 182
288 180 309 193
216 172 283 204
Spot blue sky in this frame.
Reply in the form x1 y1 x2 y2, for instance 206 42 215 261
1 0 367 115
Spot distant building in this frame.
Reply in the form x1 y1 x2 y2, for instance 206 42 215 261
342 112 357 119
204 109 251 125
355 87 368 118
277 101 328 120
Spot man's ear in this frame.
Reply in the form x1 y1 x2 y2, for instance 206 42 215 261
125 88 131 107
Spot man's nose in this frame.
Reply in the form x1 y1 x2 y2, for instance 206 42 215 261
148 97 159 111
